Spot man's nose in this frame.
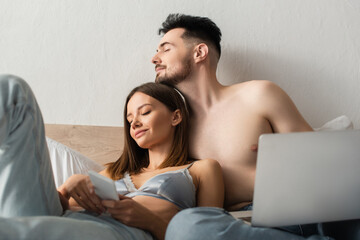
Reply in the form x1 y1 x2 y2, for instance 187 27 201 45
151 53 161 64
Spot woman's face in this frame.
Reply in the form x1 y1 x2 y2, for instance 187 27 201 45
126 92 179 149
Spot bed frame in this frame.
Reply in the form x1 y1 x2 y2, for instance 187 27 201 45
45 124 124 166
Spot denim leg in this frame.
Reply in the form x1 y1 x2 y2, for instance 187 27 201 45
0 74 62 217
239 203 319 236
0 211 154 240
0 215 122 240
165 207 333 240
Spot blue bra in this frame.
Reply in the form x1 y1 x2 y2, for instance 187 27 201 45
115 163 196 209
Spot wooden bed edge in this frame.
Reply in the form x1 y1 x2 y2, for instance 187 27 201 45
45 124 124 166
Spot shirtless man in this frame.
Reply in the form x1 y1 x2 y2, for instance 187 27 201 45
151 14 339 240
152 14 312 210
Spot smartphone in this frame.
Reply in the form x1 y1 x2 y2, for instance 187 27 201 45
88 170 119 200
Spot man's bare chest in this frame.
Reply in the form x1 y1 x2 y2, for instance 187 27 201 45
189 112 272 164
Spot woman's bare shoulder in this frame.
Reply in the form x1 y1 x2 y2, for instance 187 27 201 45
191 159 222 172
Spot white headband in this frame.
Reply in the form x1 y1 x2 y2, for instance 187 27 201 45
173 88 188 112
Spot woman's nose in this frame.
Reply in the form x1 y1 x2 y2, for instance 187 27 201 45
131 117 142 129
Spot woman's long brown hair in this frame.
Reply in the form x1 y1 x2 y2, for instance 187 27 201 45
106 82 190 180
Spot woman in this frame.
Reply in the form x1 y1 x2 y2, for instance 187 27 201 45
0 75 224 240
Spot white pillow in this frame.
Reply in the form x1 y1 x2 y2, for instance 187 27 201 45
46 137 105 188
315 115 353 131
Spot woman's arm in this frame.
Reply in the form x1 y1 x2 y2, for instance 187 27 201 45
102 195 168 240
58 174 105 213
193 159 224 207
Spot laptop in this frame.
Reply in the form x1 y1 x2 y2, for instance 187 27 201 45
230 130 360 227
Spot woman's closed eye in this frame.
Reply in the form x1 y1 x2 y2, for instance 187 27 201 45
142 110 151 115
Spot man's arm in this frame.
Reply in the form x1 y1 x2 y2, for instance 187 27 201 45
252 80 313 133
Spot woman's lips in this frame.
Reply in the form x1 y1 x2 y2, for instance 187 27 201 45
135 130 147 138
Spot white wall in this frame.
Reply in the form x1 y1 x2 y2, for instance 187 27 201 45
1 0 359 128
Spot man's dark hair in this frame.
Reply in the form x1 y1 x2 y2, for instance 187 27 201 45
159 13 222 57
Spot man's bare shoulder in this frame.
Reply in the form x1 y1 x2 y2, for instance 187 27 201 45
227 80 312 133
227 80 278 93
223 80 280 104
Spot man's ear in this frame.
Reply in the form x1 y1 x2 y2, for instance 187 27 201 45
171 109 182 126
193 43 209 63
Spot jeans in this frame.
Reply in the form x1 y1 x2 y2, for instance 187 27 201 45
0 75 153 240
165 207 332 240
239 203 320 237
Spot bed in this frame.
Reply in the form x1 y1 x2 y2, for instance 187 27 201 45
44 124 125 188
45 124 124 166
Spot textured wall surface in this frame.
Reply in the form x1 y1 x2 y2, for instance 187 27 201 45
1 0 359 128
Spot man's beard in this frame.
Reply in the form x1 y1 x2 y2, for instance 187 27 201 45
155 58 192 86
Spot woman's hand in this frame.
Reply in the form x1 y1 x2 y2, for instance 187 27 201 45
57 191 69 211
102 195 168 240
59 174 105 214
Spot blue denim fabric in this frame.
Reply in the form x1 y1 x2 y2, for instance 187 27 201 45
238 203 254 211
0 75 153 240
166 200 360 239
239 203 319 237
0 74 62 217
165 207 332 240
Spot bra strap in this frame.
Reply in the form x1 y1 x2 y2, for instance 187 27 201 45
186 161 195 169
